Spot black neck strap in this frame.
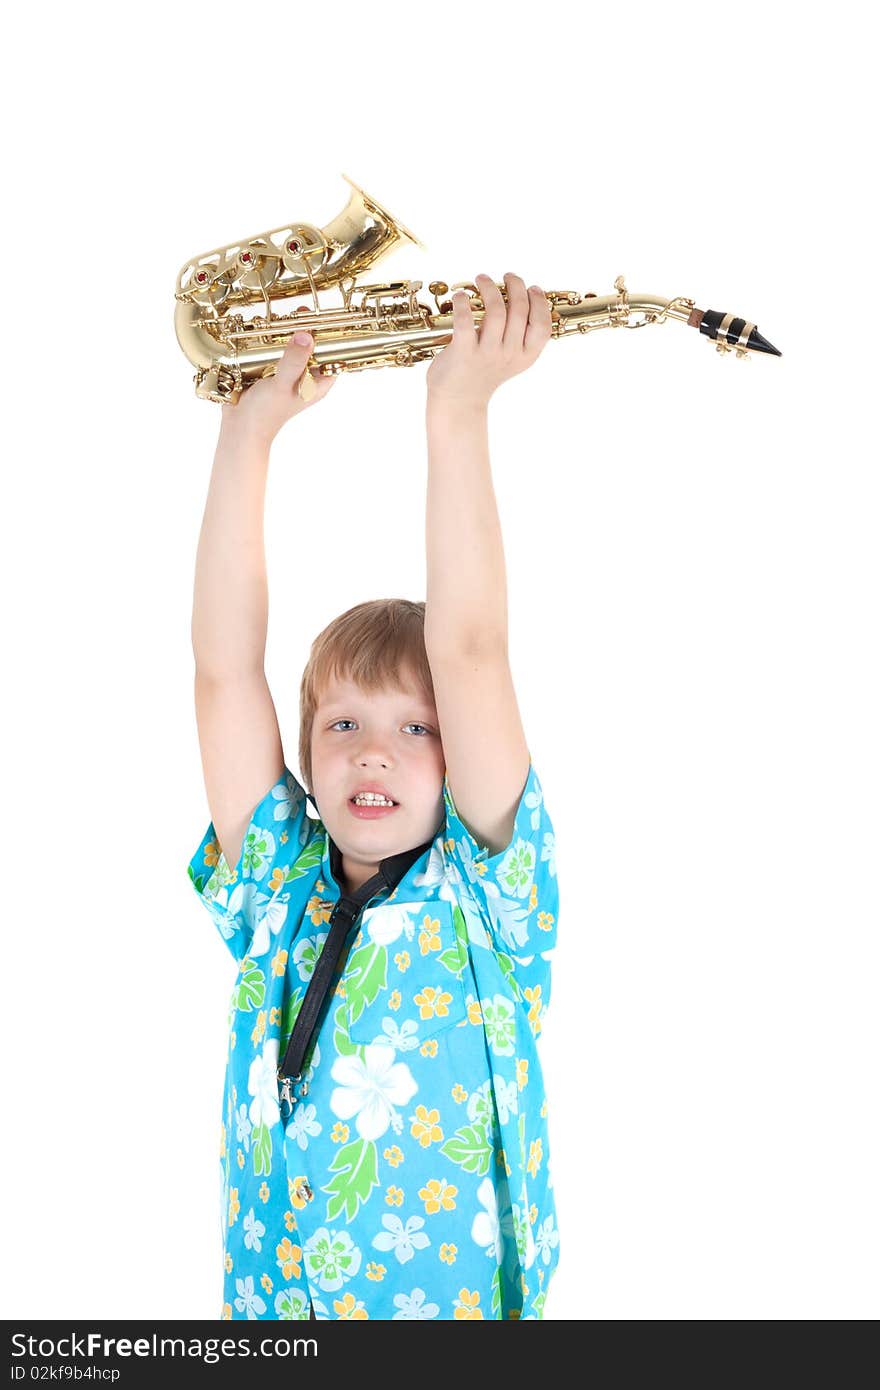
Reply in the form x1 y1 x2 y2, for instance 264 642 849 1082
277 831 434 1083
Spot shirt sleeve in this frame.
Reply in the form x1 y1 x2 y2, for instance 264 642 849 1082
442 760 559 1015
186 764 314 966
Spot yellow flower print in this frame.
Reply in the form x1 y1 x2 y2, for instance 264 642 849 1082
418 915 442 955
288 1177 310 1211
516 1058 529 1091
420 1040 438 1058
334 981 346 998
258 1182 270 1203
453 1288 484 1319
529 882 538 911
529 1203 538 1225
221 1303 232 1320
386 1186 404 1206
439 1243 457 1265
280 830 288 845
269 1006 281 1026
451 1083 467 1103
366 1262 386 1281
224 1253 233 1274
466 997 484 1026
270 948 288 978
541 1099 548 1118
276 1237 302 1280
228 1188 240 1227
523 985 542 1034
389 989 402 1011
383 1145 404 1167
251 1010 267 1045
205 837 221 868
230 1031 236 1050
527 1138 543 1178
306 894 333 926
410 1105 444 1147
331 1122 350 1144
395 950 411 972
269 866 286 893
283 1210 297 1233
334 1292 368 1319
261 1274 273 1294
538 910 555 932
497 1147 512 1178
419 1179 458 1214
236 1149 245 1170
414 985 453 1020
521 1275 529 1297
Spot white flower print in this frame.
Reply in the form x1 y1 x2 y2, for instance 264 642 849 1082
292 932 328 983
535 1213 560 1265
234 1274 267 1319
472 1178 517 1269
303 1227 362 1292
371 1213 430 1264
481 994 517 1056
235 1102 252 1151
249 892 290 958
330 1044 418 1141
285 1101 322 1151
372 1017 420 1052
493 1072 518 1125
248 1037 281 1129
362 904 417 947
392 1287 440 1319
466 1080 495 1130
540 828 556 876
243 1207 266 1252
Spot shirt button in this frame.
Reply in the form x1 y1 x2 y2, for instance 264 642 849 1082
296 1180 313 1202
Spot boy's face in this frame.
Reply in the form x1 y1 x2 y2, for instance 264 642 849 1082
309 668 446 895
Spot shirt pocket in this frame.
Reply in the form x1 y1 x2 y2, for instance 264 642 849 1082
344 899 470 1048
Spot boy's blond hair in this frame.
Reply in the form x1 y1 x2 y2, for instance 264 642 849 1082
298 598 436 795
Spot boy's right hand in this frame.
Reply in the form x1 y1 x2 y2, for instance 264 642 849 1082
218 332 338 447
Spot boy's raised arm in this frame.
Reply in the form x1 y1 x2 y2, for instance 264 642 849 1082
190 332 337 868
421 273 552 853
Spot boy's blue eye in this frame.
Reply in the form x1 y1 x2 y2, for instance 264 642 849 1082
329 720 430 735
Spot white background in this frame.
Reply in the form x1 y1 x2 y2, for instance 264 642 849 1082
3 0 876 1321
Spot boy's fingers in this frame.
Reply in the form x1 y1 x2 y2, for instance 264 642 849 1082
275 331 315 386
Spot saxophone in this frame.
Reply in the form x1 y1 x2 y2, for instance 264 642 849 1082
174 175 781 406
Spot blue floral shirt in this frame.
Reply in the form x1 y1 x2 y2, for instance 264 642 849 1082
186 760 560 1320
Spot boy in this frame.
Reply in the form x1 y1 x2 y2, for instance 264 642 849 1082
187 272 560 1320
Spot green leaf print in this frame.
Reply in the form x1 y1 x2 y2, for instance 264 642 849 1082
322 1139 379 1223
452 904 468 949
252 1122 272 1176
436 946 464 976
280 988 304 1045
235 959 266 1012
283 836 324 883
344 941 388 1025
491 1264 502 1319
531 1287 547 1319
439 1122 492 1176
495 949 522 1000
333 1003 359 1057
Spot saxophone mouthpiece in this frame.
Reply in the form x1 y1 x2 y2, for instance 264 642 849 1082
688 307 782 358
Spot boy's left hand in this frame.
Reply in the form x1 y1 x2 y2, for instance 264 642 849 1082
425 272 553 410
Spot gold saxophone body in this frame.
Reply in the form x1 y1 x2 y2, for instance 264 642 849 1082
174 175 781 406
